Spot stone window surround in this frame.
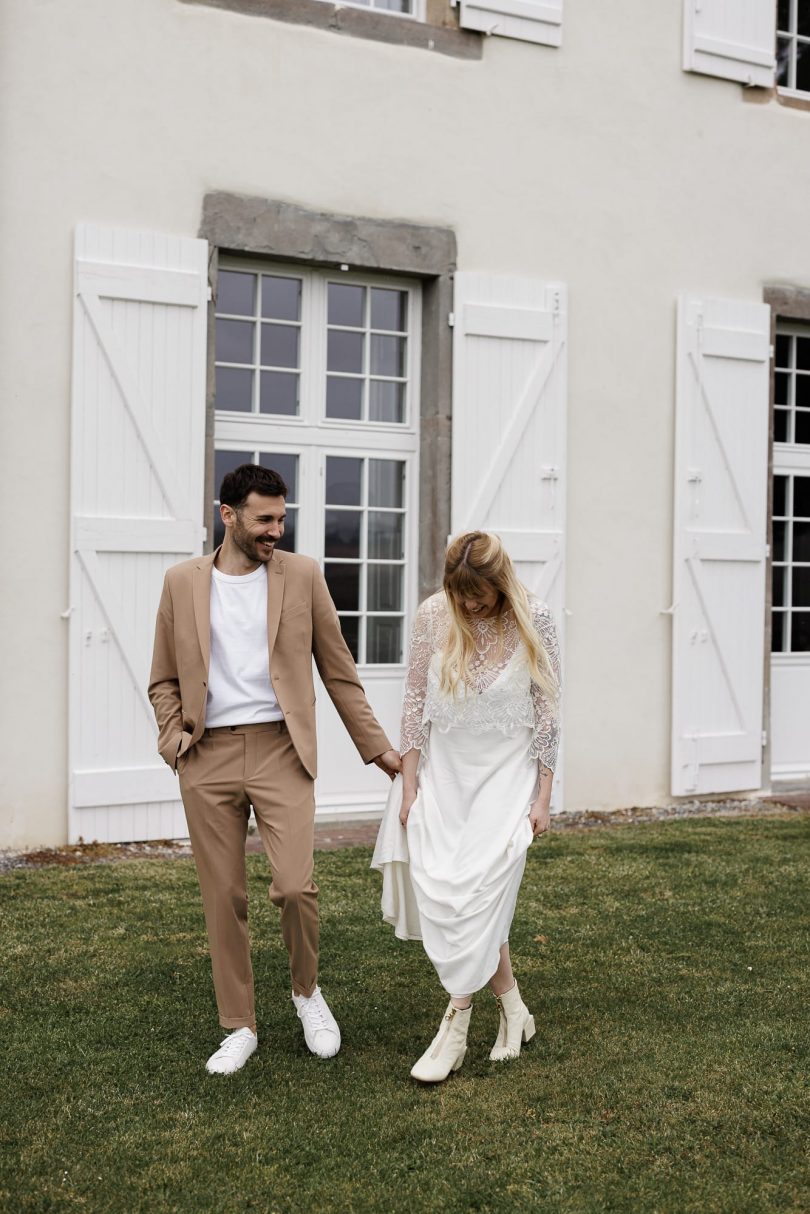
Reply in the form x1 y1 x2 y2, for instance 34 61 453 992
199 191 456 600
179 0 482 60
763 285 810 785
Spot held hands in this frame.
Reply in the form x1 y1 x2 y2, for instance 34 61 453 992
373 749 402 780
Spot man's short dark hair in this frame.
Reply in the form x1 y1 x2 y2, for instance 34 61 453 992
219 463 288 509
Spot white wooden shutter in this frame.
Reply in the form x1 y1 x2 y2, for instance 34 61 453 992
69 224 208 843
451 272 567 806
683 0 776 86
671 295 770 796
459 0 562 46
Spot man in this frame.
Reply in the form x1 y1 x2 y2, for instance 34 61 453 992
149 463 400 1075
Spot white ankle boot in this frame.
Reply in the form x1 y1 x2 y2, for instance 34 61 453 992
410 1001 472 1083
489 981 535 1062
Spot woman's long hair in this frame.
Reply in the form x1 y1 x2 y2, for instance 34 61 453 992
439 531 559 703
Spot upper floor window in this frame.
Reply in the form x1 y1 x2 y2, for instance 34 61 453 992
315 0 425 16
777 0 810 95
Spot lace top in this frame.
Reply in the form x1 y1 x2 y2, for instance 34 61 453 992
400 592 561 770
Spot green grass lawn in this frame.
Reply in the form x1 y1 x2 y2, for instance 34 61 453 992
1 816 808 1214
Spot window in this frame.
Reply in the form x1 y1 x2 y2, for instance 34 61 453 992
772 474 810 651
212 260 420 665
774 330 810 445
324 455 407 663
777 0 810 94
314 0 424 16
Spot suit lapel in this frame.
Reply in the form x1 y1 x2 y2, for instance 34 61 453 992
192 554 215 672
267 553 285 655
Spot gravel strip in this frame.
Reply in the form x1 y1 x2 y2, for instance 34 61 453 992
1 795 807 872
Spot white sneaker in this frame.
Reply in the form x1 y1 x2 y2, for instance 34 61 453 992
292 986 341 1059
205 1027 258 1075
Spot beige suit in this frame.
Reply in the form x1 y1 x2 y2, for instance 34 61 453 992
149 549 391 1029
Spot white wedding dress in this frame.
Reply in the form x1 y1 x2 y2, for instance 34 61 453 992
372 592 560 997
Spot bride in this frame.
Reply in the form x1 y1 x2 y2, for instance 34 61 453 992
372 530 561 1083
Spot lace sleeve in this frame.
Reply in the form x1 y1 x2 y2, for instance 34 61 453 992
400 598 434 754
529 599 562 770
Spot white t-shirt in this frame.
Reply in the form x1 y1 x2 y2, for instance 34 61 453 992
205 564 284 728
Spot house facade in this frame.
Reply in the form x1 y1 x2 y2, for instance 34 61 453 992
1 0 808 849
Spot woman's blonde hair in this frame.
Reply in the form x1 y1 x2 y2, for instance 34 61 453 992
439 531 558 703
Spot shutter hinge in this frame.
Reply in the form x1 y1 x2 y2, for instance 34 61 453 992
769 344 775 360
765 543 771 559
761 730 767 750
448 312 455 328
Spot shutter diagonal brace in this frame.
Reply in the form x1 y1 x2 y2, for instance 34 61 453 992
79 287 188 523
461 327 562 529
685 555 745 733
688 348 752 535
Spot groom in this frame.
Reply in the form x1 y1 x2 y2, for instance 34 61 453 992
149 463 400 1075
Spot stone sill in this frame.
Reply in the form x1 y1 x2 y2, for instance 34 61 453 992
179 0 483 59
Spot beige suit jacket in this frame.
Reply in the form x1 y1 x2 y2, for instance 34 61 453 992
148 549 391 778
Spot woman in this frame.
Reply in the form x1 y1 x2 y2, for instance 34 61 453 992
372 531 561 1083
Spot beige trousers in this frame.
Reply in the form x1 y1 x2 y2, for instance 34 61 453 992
178 720 318 1031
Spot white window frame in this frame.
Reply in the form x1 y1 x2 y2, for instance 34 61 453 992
776 0 810 96
214 259 421 670
772 321 810 661
312 0 427 20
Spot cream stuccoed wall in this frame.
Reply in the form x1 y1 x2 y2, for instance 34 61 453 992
1 0 807 847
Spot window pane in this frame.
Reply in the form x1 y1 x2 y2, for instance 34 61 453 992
258 452 298 501
216 318 254 364
775 333 791 367
773 564 785 607
215 366 253 412
215 449 250 498
774 408 789 442
797 41 810 92
370 334 405 377
326 376 363 420
328 330 364 374
797 337 810 371
792 567 810 606
777 36 792 85
338 615 359 661
328 283 365 328
791 612 810 652
369 380 405 424
794 521 810 561
261 275 301 322
325 510 361 559
772 610 784 652
777 0 790 31
796 376 810 408
800 4 810 37
775 370 790 406
368 565 402 612
367 616 403 663
369 459 403 508
260 370 298 416
218 270 256 316
261 324 299 369
375 0 411 12
275 507 297 552
326 457 362 506
368 511 403 559
795 476 810 518
795 410 810 444
371 288 407 332
213 511 226 549
773 474 787 516
325 563 360 611
774 520 787 561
